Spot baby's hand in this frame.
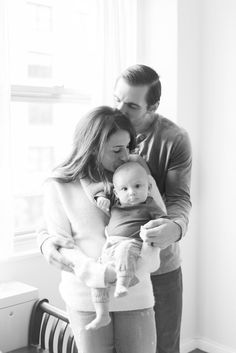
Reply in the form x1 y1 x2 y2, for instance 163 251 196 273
97 196 110 214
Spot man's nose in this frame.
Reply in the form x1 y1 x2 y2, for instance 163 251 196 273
117 101 126 114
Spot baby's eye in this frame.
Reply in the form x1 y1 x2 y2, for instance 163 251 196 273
135 184 141 188
122 187 127 191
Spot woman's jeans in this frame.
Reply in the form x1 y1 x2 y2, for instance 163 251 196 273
67 307 156 353
151 267 183 353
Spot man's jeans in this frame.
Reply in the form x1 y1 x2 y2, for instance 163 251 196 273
151 267 183 353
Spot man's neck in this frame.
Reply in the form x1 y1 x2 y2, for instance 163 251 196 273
136 113 157 135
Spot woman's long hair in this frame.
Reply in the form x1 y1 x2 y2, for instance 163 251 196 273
52 106 136 184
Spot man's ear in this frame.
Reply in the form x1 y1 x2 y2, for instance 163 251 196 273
147 101 159 113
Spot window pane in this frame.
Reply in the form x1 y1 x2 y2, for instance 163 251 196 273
28 103 53 124
27 52 53 79
9 0 95 237
11 100 90 234
9 0 96 92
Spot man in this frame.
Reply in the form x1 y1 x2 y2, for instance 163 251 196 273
39 64 192 353
113 65 192 353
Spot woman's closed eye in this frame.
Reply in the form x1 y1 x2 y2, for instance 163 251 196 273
113 148 121 154
113 146 129 154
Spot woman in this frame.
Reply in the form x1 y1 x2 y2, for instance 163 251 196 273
43 106 159 353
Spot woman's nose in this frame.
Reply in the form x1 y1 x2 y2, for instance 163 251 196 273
120 148 129 162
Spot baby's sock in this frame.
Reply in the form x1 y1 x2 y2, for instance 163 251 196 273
114 284 128 298
85 313 111 330
85 301 111 330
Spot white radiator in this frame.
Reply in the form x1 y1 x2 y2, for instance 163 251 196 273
0 281 38 353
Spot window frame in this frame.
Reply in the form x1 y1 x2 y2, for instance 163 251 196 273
11 83 91 252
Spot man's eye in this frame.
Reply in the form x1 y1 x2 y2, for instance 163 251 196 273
114 97 120 103
128 104 139 110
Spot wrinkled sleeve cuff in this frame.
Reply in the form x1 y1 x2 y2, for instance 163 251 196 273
173 219 186 241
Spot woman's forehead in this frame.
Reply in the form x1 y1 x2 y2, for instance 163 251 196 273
107 130 130 147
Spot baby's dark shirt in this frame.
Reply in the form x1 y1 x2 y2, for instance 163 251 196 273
106 196 166 241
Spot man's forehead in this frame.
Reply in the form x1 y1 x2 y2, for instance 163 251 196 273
114 78 148 102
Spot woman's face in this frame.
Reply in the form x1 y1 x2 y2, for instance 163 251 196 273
101 129 131 172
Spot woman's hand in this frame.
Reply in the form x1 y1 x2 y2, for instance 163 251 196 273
140 218 181 249
41 236 75 272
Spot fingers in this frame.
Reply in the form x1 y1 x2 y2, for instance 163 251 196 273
42 237 75 272
140 224 166 248
52 237 75 248
143 218 167 229
49 251 74 272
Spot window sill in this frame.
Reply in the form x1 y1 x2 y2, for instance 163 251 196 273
0 249 41 264
14 232 39 253
0 233 41 263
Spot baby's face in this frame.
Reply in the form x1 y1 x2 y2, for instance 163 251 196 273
114 167 149 206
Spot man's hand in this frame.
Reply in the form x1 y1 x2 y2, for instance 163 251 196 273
41 237 75 272
140 218 181 249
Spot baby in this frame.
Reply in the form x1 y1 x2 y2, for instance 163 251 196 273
86 161 167 330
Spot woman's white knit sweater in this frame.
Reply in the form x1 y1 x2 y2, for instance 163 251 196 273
43 178 157 311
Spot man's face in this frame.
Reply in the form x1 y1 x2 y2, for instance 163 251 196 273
113 78 150 134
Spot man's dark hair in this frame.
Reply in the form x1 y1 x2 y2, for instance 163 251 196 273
118 64 161 108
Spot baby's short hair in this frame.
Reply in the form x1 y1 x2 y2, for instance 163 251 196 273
113 161 148 185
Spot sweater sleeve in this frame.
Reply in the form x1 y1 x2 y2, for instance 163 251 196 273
43 180 72 240
148 175 167 213
165 130 192 238
43 180 107 288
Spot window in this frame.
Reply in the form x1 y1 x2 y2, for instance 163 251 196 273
9 0 96 249
1 0 138 256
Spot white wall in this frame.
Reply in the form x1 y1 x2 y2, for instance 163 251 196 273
137 0 178 121
178 0 236 352
177 0 201 348
197 0 236 351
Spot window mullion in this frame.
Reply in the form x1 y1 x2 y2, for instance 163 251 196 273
11 85 91 104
